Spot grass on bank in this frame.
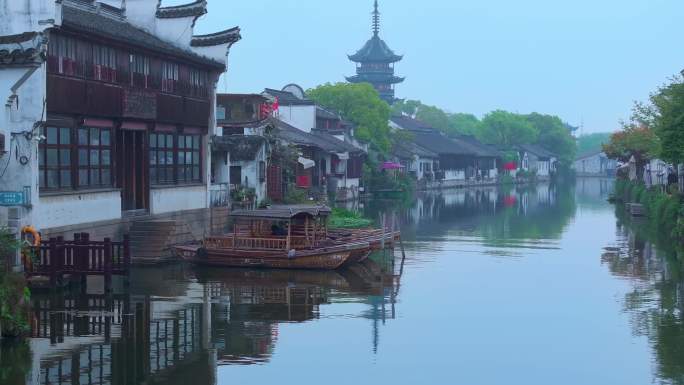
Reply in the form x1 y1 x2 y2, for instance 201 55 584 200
613 179 684 240
329 208 373 229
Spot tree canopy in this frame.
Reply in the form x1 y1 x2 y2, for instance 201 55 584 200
478 110 538 146
644 76 684 163
577 132 612 155
307 82 392 154
525 113 576 164
603 124 659 164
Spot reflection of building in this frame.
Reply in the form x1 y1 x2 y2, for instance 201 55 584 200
20 259 404 383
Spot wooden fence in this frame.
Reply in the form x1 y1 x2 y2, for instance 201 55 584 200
25 232 131 291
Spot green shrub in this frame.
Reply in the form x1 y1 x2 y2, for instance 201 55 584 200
329 208 373 229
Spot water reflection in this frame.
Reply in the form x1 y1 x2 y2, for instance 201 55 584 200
15 179 684 385
2 249 401 385
603 208 684 385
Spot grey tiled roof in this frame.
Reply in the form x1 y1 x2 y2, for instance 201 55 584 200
264 88 315 106
273 119 361 154
349 35 402 63
60 3 225 69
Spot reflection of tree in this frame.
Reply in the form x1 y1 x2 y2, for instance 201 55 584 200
389 182 576 246
0 339 31 384
602 216 684 384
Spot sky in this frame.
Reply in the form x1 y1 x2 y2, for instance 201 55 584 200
164 0 684 134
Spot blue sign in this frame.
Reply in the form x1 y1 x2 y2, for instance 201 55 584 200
0 191 24 206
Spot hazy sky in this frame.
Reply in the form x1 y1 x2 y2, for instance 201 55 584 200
164 0 684 134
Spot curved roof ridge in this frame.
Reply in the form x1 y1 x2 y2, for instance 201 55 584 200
156 0 207 19
191 27 241 47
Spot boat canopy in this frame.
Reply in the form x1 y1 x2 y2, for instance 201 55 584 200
230 205 332 220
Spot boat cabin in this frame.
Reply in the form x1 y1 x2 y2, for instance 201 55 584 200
206 205 332 251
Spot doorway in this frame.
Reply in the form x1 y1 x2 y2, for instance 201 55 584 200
117 129 149 213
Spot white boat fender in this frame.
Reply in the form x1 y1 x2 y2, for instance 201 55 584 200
288 249 297 259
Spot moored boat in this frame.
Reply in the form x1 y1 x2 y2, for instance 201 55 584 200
174 205 379 270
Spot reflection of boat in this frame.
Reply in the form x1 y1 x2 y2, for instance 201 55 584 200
174 206 384 270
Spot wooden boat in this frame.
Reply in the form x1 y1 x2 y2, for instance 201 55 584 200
174 205 374 270
329 228 401 251
174 242 369 270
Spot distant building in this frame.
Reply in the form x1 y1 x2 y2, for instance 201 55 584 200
518 144 558 178
346 1 404 104
390 116 500 187
574 150 616 177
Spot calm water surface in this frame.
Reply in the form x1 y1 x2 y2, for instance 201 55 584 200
4 178 683 384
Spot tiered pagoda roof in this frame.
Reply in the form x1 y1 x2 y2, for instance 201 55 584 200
346 1 404 103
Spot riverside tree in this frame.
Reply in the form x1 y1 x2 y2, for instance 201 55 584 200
603 124 659 180
307 82 392 154
478 110 538 146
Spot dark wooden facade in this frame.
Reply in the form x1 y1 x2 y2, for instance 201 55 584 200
42 28 220 213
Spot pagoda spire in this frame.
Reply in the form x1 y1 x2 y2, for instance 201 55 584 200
372 0 380 36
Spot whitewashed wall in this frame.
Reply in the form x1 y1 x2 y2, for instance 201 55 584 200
151 185 207 215
0 0 56 35
36 191 121 229
277 105 315 132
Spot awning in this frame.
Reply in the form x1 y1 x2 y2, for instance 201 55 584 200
336 152 350 160
298 157 315 170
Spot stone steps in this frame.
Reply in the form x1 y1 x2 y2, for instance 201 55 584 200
129 220 176 264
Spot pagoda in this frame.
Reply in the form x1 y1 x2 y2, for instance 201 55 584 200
347 0 404 104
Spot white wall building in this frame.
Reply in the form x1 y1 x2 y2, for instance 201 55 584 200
0 0 240 262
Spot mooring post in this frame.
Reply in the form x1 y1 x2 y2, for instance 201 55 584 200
104 237 112 293
48 237 58 287
123 234 131 287
80 233 90 290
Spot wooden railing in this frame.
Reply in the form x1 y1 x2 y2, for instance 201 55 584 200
25 232 131 291
205 235 313 251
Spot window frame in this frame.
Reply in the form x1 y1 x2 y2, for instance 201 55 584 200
76 126 113 189
39 125 114 192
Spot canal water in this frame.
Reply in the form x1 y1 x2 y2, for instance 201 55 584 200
3 178 684 384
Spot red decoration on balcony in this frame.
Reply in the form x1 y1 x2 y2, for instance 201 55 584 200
504 162 517 171
296 175 310 188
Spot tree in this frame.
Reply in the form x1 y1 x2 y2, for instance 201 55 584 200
644 76 684 163
603 124 659 180
448 113 482 136
525 112 577 165
307 83 392 154
577 132 613 154
478 110 538 146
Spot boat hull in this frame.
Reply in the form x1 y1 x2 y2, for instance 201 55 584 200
174 243 368 270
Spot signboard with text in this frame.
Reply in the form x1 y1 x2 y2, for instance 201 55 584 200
0 191 24 206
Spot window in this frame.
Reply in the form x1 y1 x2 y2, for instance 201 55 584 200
177 134 201 183
130 54 150 88
93 45 117 82
150 133 203 185
189 68 208 97
39 127 72 189
259 161 266 183
161 62 179 93
77 127 112 188
150 133 175 185
48 35 78 76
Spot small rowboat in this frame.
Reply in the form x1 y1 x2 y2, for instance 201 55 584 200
329 228 401 251
174 242 370 270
